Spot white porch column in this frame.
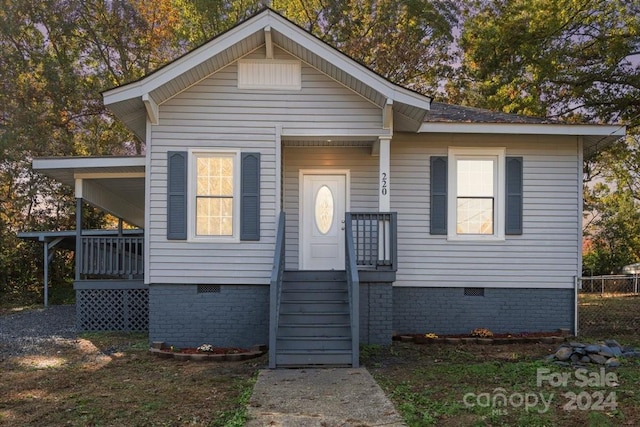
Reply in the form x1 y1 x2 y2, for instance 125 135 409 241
378 137 391 211
75 178 83 282
43 241 49 307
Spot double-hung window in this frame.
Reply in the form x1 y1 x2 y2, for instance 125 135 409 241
430 148 521 239
448 148 504 239
167 150 260 242
448 147 505 240
191 151 239 239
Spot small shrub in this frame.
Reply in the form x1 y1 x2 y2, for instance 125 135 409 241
471 328 494 338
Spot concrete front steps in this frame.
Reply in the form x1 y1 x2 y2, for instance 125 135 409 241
275 270 353 366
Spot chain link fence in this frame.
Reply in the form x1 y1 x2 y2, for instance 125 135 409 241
578 275 640 337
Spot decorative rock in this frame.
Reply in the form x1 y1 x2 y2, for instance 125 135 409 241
605 339 622 349
573 347 586 355
555 347 573 361
151 341 165 349
210 353 228 361
174 353 191 361
149 345 266 362
554 361 571 368
190 354 210 362
598 346 614 358
546 339 637 367
226 353 244 361
605 358 621 368
585 345 600 354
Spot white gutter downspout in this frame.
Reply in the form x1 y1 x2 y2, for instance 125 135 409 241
576 135 584 336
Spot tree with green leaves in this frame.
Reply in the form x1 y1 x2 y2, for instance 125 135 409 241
0 0 191 303
451 0 640 275
452 0 640 128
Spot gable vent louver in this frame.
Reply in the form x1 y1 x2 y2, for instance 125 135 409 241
238 59 301 90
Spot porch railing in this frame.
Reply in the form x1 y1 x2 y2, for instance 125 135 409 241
345 213 360 368
269 212 286 369
347 212 397 271
80 236 144 278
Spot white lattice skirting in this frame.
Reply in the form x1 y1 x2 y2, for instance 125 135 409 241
76 289 149 331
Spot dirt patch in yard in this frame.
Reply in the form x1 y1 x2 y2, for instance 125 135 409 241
0 332 264 426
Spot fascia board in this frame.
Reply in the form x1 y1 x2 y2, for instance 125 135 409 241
269 14 431 110
103 15 271 106
33 156 146 171
419 122 626 137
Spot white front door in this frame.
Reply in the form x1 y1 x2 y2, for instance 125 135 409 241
300 173 347 270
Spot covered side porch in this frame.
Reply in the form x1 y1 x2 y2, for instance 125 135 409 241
27 156 148 331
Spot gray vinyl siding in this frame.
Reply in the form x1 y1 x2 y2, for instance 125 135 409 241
391 133 581 289
283 146 379 269
147 48 383 284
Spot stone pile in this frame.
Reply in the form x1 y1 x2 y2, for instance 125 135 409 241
547 339 640 368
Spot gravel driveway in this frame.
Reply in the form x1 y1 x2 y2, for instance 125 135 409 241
0 305 77 361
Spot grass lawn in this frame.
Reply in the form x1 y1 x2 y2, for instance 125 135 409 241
579 293 640 336
363 339 640 427
2 302 639 426
0 332 263 426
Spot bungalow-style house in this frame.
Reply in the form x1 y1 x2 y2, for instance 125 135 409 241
28 9 624 367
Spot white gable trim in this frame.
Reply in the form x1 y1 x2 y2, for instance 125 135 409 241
103 15 270 105
103 10 430 112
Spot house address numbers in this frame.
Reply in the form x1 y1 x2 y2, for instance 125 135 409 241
381 172 388 195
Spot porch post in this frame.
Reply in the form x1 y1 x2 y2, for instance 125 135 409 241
378 137 391 263
75 178 83 282
378 137 391 211
43 241 49 307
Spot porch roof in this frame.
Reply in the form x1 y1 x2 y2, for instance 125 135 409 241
32 156 146 227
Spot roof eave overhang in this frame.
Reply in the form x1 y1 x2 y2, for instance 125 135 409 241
418 122 624 136
33 156 146 187
418 122 626 157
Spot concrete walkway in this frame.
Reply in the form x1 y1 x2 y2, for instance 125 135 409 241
245 368 407 426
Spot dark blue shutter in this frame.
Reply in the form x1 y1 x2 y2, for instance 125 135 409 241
430 156 447 235
505 157 523 235
241 152 260 241
167 151 187 240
